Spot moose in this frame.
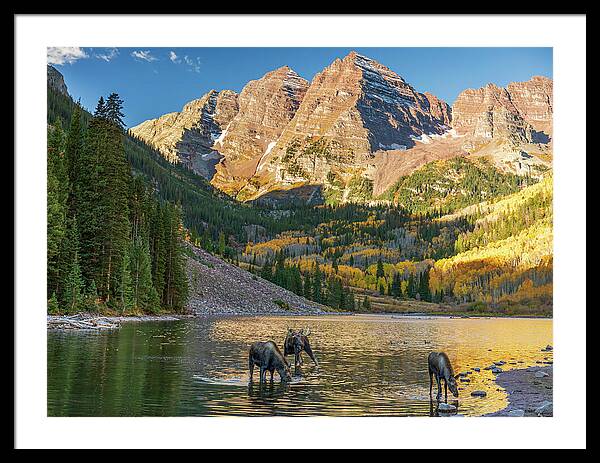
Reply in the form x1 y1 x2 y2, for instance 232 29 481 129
284 328 318 368
428 352 460 403
249 341 292 384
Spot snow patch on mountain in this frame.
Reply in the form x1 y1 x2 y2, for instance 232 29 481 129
213 123 231 146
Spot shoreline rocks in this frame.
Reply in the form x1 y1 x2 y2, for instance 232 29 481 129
485 365 553 417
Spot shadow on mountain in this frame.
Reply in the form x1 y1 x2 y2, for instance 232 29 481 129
356 97 418 152
531 130 551 145
251 184 324 208
175 127 223 180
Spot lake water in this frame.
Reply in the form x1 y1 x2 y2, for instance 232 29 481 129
47 314 552 417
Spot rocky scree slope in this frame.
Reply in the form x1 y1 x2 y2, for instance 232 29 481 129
185 244 326 315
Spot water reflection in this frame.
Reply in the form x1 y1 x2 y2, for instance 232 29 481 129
48 315 552 417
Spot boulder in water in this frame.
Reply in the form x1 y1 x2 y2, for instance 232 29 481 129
438 402 457 413
534 401 553 416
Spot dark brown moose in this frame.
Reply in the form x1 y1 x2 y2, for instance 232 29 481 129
428 352 460 402
249 341 292 384
284 328 318 368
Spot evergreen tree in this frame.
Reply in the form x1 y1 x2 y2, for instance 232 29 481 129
94 96 107 118
79 102 131 302
312 263 323 303
150 202 167 298
376 258 385 279
407 272 416 299
48 293 60 315
64 103 83 212
130 238 160 313
290 265 303 296
391 272 401 298
303 272 312 299
161 204 189 312
63 250 84 314
327 278 342 309
105 93 125 129
419 269 431 302
117 248 134 313
47 123 68 297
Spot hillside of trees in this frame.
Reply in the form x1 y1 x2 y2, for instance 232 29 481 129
379 156 536 214
48 86 553 316
47 93 188 314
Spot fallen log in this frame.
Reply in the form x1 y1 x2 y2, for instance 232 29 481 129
47 316 120 330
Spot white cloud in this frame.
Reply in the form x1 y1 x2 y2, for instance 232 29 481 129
95 48 119 62
169 51 180 63
47 47 89 65
183 55 201 73
130 50 157 62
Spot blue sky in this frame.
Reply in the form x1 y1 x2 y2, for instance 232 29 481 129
48 47 552 129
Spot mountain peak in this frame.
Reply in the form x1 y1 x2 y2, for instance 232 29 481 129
47 65 69 97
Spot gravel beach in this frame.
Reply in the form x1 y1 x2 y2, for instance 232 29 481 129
485 365 553 417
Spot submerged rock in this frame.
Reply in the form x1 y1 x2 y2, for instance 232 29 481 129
534 371 549 378
471 390 487 397
507 409 525 417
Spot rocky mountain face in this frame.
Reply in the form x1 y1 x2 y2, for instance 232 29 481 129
451 76 553 176
452 83 534 144
507 76 553 136
47 65 69 96
128 52 552 204
130 90 239 179
238 52 454 200
209 66 309 197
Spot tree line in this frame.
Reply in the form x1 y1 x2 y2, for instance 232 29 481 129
254 251 356 311
47 94 188 314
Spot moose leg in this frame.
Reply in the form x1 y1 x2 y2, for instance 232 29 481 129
444 378 448 403
270 369 274 382
436 375 442 402
429 369 433 397
259 367 266 384
249 359 254 382
304 342 318 366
